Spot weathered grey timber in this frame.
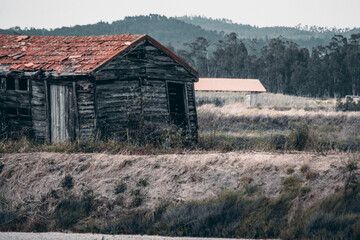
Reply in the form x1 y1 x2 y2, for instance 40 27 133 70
0 35 198 143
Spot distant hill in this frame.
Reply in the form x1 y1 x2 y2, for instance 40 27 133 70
0 15 222 50
176 15 360 40
1 14 359 51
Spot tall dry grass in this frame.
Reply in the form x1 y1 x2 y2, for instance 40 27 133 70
196 91 360 152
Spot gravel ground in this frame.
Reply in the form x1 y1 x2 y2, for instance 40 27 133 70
0 232 262 240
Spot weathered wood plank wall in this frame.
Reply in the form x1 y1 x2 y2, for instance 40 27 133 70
31 79 47 141
76 81 96 140
94 40 198 141
142 41 198 141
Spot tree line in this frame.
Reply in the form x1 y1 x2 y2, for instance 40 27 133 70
177 33 360 97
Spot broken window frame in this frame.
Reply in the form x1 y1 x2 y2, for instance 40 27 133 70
2 107 31 122
2 77 29 92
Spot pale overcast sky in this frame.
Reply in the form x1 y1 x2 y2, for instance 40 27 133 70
0 0 359 29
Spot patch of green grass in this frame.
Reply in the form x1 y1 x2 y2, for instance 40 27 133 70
286 167 295 175
282 176 301 194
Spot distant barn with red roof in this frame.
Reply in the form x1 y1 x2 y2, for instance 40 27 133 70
195 78 266 108
195 78 266 92
0 34 198 143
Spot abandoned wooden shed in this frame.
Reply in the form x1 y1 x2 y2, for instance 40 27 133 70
0 34 198 143
195 78 266 108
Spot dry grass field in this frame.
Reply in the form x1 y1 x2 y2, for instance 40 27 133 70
1 92 360 239
0 151 358 238
196 92 360 152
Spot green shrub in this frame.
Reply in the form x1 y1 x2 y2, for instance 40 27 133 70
336 138 360 152
282 177 301 193
61 174 74 190
114 182 127 194
137 178 148 187
300 164 310 174
304 212 357 238
53 192 94 229
286 183 360 239
286 168 294 175
269 134 286 150
306 171 317 180
131 189 143 207
336 98 360 112
154 190 293 238
287 122 310 151
103 211 152 235
131 196 143 207
344 153 360 191
300 186 311 196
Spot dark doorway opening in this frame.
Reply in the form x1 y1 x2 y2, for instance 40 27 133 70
167 82 187 128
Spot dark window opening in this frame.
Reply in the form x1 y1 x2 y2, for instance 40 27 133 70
3 107 31 121
6 107 17 116
18 79 28 91
6 78 15 90
167 82 187 128
18 108 31 121
5 78 28 91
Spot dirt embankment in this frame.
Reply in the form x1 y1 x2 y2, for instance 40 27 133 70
0 151 349 216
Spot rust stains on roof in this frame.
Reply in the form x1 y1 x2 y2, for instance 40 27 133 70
195 78 266 92
0 34 198 77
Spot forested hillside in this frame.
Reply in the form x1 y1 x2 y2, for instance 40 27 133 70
178 33 360 97
1 14 359 51
0 15 222 50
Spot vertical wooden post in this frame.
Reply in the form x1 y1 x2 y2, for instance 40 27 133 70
44 80 51 144
72 81 79 140
183 82 190 132
15 78 19 90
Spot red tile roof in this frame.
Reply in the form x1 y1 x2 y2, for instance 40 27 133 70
195 78 266 92
0 35 198 77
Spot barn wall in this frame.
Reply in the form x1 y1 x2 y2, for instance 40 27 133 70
30 79 47 141
141 79 169 140
95 80 140 140
76 81 96 140
94 40 198 141
94 42 145 140
143 41 198 141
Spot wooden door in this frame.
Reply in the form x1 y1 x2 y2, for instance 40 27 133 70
167 82 187 128
50 85 75 143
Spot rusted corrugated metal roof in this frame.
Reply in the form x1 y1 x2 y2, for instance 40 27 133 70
0 35 198 77
195 78 266 92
